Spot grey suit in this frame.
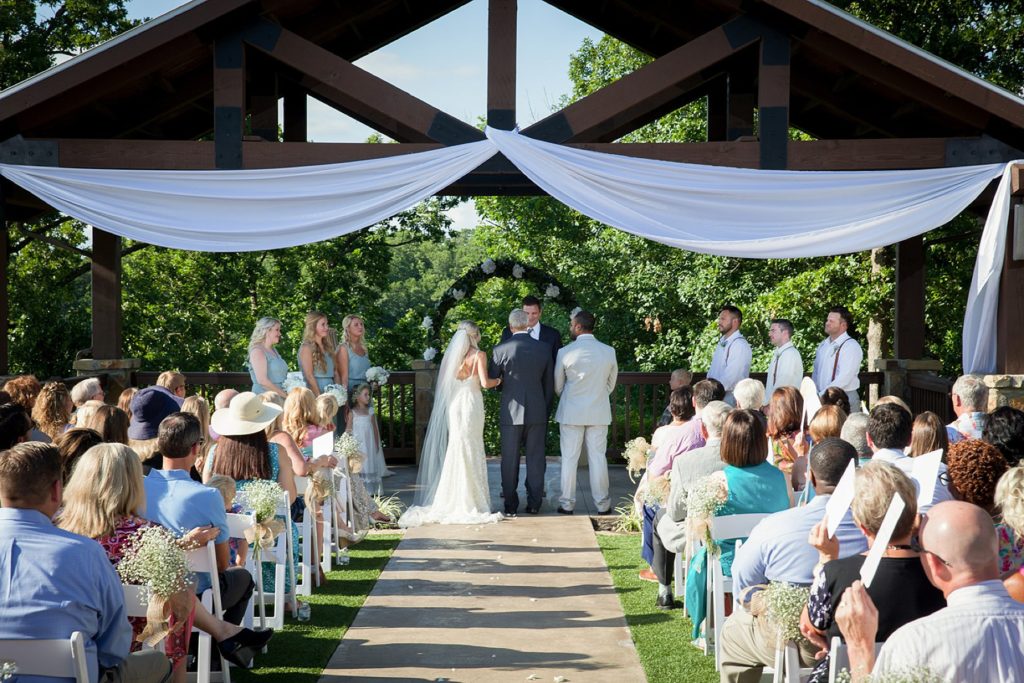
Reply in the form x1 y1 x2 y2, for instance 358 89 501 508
490 332 554 513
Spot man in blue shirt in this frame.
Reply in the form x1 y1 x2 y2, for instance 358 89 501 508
0 442 169 683
141 413 269 663
720 438 869 682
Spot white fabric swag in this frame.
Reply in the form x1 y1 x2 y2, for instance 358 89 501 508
0 127 1017 373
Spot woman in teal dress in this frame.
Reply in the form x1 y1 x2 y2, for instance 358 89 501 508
247 317 289 397
335 314 371 391
297 311 335 396
209 391 299 595
685 409 790 639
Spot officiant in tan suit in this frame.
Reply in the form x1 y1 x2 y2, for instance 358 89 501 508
554 310 618 515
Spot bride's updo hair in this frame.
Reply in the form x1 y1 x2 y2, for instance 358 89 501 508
457 321 481 349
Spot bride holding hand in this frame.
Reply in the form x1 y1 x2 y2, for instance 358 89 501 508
400 321 503 527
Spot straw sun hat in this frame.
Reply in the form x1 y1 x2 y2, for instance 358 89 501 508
210 391 283 436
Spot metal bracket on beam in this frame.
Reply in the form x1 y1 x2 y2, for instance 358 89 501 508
945 135 1024 167
0 136 58 166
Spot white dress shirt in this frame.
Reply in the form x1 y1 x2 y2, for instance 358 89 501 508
764 341 804 404
708 330 751 392
870 449 952 513
812 332 863 394
874 580 1024 681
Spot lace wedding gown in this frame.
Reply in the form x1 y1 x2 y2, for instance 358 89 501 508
399 373 501 527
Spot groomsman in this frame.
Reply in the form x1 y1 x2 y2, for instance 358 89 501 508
812 305 864 409
707 305 751 406
763 318 804 404
554 310 618 515
501 295 563 365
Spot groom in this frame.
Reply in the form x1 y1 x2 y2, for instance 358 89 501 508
490 309 554 516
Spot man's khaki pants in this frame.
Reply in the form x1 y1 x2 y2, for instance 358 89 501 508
719 606 818 683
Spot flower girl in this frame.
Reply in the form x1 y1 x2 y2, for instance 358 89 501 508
346 383 389 495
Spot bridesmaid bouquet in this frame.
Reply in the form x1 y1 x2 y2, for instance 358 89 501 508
365 366 390 385
322 383 348 405
282 371 307 392
116 526 192 645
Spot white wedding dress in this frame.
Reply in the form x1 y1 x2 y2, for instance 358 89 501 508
399 332 502 527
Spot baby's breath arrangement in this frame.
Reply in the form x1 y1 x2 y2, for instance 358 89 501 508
239 480 284 523
686 474 728 552
116 526 191 598
622 437 653 482
334 432 361 460
763 581 810 646
644 473 671 506
835 667 944 683
322 383 348 407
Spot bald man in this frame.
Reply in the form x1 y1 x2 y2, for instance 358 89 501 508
836 501 1024 681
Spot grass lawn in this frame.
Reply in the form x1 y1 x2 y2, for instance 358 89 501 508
234 533 402 683
597 531 718 683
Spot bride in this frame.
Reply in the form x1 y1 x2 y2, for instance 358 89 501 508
399 321 504 527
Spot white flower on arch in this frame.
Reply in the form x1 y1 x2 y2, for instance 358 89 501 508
481 258 497 274
423 347 437 361
512 264 525 279
421 315 433 329
452 288 465 300
545 284 560 298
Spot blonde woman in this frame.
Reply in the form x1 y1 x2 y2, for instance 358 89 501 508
282 387 326 454
297 311 335 397
181 395 211 472
247 317 288 397
118 387 137 421
336 314 371 392
259 391 321 478
32 381 73 441
996 467 1024 601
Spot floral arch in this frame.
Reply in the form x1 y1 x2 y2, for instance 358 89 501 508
422 258 579 358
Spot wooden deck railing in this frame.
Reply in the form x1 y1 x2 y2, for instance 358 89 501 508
907 372 954 423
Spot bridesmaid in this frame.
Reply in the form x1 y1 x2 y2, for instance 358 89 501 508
297 311 335 397
336 314 371 392
247 317 288 397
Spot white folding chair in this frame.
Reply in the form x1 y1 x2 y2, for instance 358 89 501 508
225 511 257 630
250 491 297 629
291 475 321 596
121 584 167 654
185 540 230 683
0 631 89 682
769 640 813 683
707 513 770 670
827 636 883 683
673 539 691 604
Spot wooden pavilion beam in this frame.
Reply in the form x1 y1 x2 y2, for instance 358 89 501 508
213 37 245 169
241 19 484 144
91 228 122 360
895 235 926 359
757 28 790 169
282 87 307 143
522 16 765 144
487 0 517 130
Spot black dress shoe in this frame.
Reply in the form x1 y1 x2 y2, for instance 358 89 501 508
656 593 676 610
525 506 540 514
556 507 573 515
503 511 518 519
217 628 274 669
596 506 612 515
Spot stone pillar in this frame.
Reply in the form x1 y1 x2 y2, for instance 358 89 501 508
412 359 437 464
73 358 141 403
869 358 944 403
980 375 1024 411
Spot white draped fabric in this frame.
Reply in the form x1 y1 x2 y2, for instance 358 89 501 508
0 127 1017 372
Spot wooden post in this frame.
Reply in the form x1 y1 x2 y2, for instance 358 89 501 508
487 0 517 130
895 235 926 359
282 88 307 143
997 194 1024 373
214 37 245 169
727 72 755 141
249 72 279 142
0 183 8 374
758 30 790 169
707 75 728 142
91 228 122 360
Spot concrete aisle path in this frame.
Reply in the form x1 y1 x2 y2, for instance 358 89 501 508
319 515 646 683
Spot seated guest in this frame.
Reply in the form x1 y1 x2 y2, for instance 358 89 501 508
142 413 258 627
836 501 1024 681
874 394 912 417
946 440 1021 575
0 402 33 450
984 406 1024 466
868 403 951 512
649 400 732 602
684 409 790 642
733 378 765 413
118 387 137 421
766 386 807 495
156 370 187 404
181 395 212 478
58 443 272 676
129 386 181 468
799 462 945 683
647 380 719 478
4 374 49 442
909 410 949 458
32 381 73 442
720 439 869 682
809 404 846 445
996 467 1024 601
73 399 106 427
55 427 104 484
208 388 239 442
81 404 131 445
71 377 105 410
657 369 692 427
0 442 170 683
820 386 852 417
254 391 312 480
947 374 988 443
840 412 872 466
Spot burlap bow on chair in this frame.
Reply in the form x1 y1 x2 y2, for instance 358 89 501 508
138 588 192 647
306 472 333 507
244 519 285 550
